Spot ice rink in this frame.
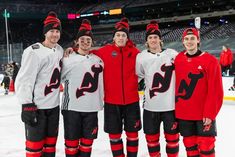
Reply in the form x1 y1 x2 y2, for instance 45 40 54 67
0 88 235 157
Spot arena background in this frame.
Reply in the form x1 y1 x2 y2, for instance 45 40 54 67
0 0 235 65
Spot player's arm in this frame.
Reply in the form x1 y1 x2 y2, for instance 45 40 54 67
136 54 145 81
61 58 72 82
15 48 40 126
203 59 223 122
136 54 146 91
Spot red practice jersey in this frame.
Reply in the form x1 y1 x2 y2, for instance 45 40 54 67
175 50 223 120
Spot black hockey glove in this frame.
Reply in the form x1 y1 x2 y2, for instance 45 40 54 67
21 103 38 126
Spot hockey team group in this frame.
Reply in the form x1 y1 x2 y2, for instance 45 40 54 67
14 11 223 157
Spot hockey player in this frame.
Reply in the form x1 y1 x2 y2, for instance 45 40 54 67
61 19 104 157
15 11 63 157
136 20 179 157
93 18 141 157
175 28 223 157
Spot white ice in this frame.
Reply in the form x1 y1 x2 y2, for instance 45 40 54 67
0 88 235 157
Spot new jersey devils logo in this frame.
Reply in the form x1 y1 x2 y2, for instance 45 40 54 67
44 60 62 96
149 64 174 98
76 64 103 99
175 72 203 102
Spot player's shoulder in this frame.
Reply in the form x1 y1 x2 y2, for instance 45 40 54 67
55 44 64 52
23 42 42 55
176 50 186 57
25 42 41 51
165 48 178 54
202 51 218 63
62 52 77 63
163 48 178 58
100 44 112 50
137 49 148 59
31 43 41 50
90 53 104 64
139 49 148 55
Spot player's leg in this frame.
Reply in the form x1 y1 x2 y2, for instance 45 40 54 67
104 103 124 157
24 109 47 157
143 109 161 157
42 106 60 157
62 110 81 157
178 119 199 157
124 102 141 157
162 111 179 157
196 121 217 157
80 112 98 157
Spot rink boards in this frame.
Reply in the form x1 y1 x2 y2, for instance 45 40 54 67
222 76 235 101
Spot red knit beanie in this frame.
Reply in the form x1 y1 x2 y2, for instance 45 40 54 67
76 19 93 39
43 11 61 34
146 20 161 40
113 17 129 38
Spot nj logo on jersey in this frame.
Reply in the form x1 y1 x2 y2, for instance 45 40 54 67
149 63 174 98
76 64 103 99
44 59 62 96
175 72 203 102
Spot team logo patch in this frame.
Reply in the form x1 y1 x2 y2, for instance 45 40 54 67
198 65 202 70
111 51 118 57
134 120 141 128
171 122 178 130
92 127 98 135
31 44 40 49
203 123 212 132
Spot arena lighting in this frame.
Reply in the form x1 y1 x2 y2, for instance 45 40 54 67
93 12 100 16
80 13 93 17
204 21 210 25
195 17 201 29
67 8 119 19
189 22 194 26
109 8 122 15
219 18 225 23
100 11 109 15
67 13 76 19
76 14 81 18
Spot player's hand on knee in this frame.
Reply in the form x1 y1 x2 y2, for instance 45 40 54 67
21 103 38 126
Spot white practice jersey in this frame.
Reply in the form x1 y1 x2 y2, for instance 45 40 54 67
136 48 178 112
15 42 64 109
61 52 104 112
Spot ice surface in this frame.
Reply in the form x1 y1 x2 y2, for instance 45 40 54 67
0 89 234 157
